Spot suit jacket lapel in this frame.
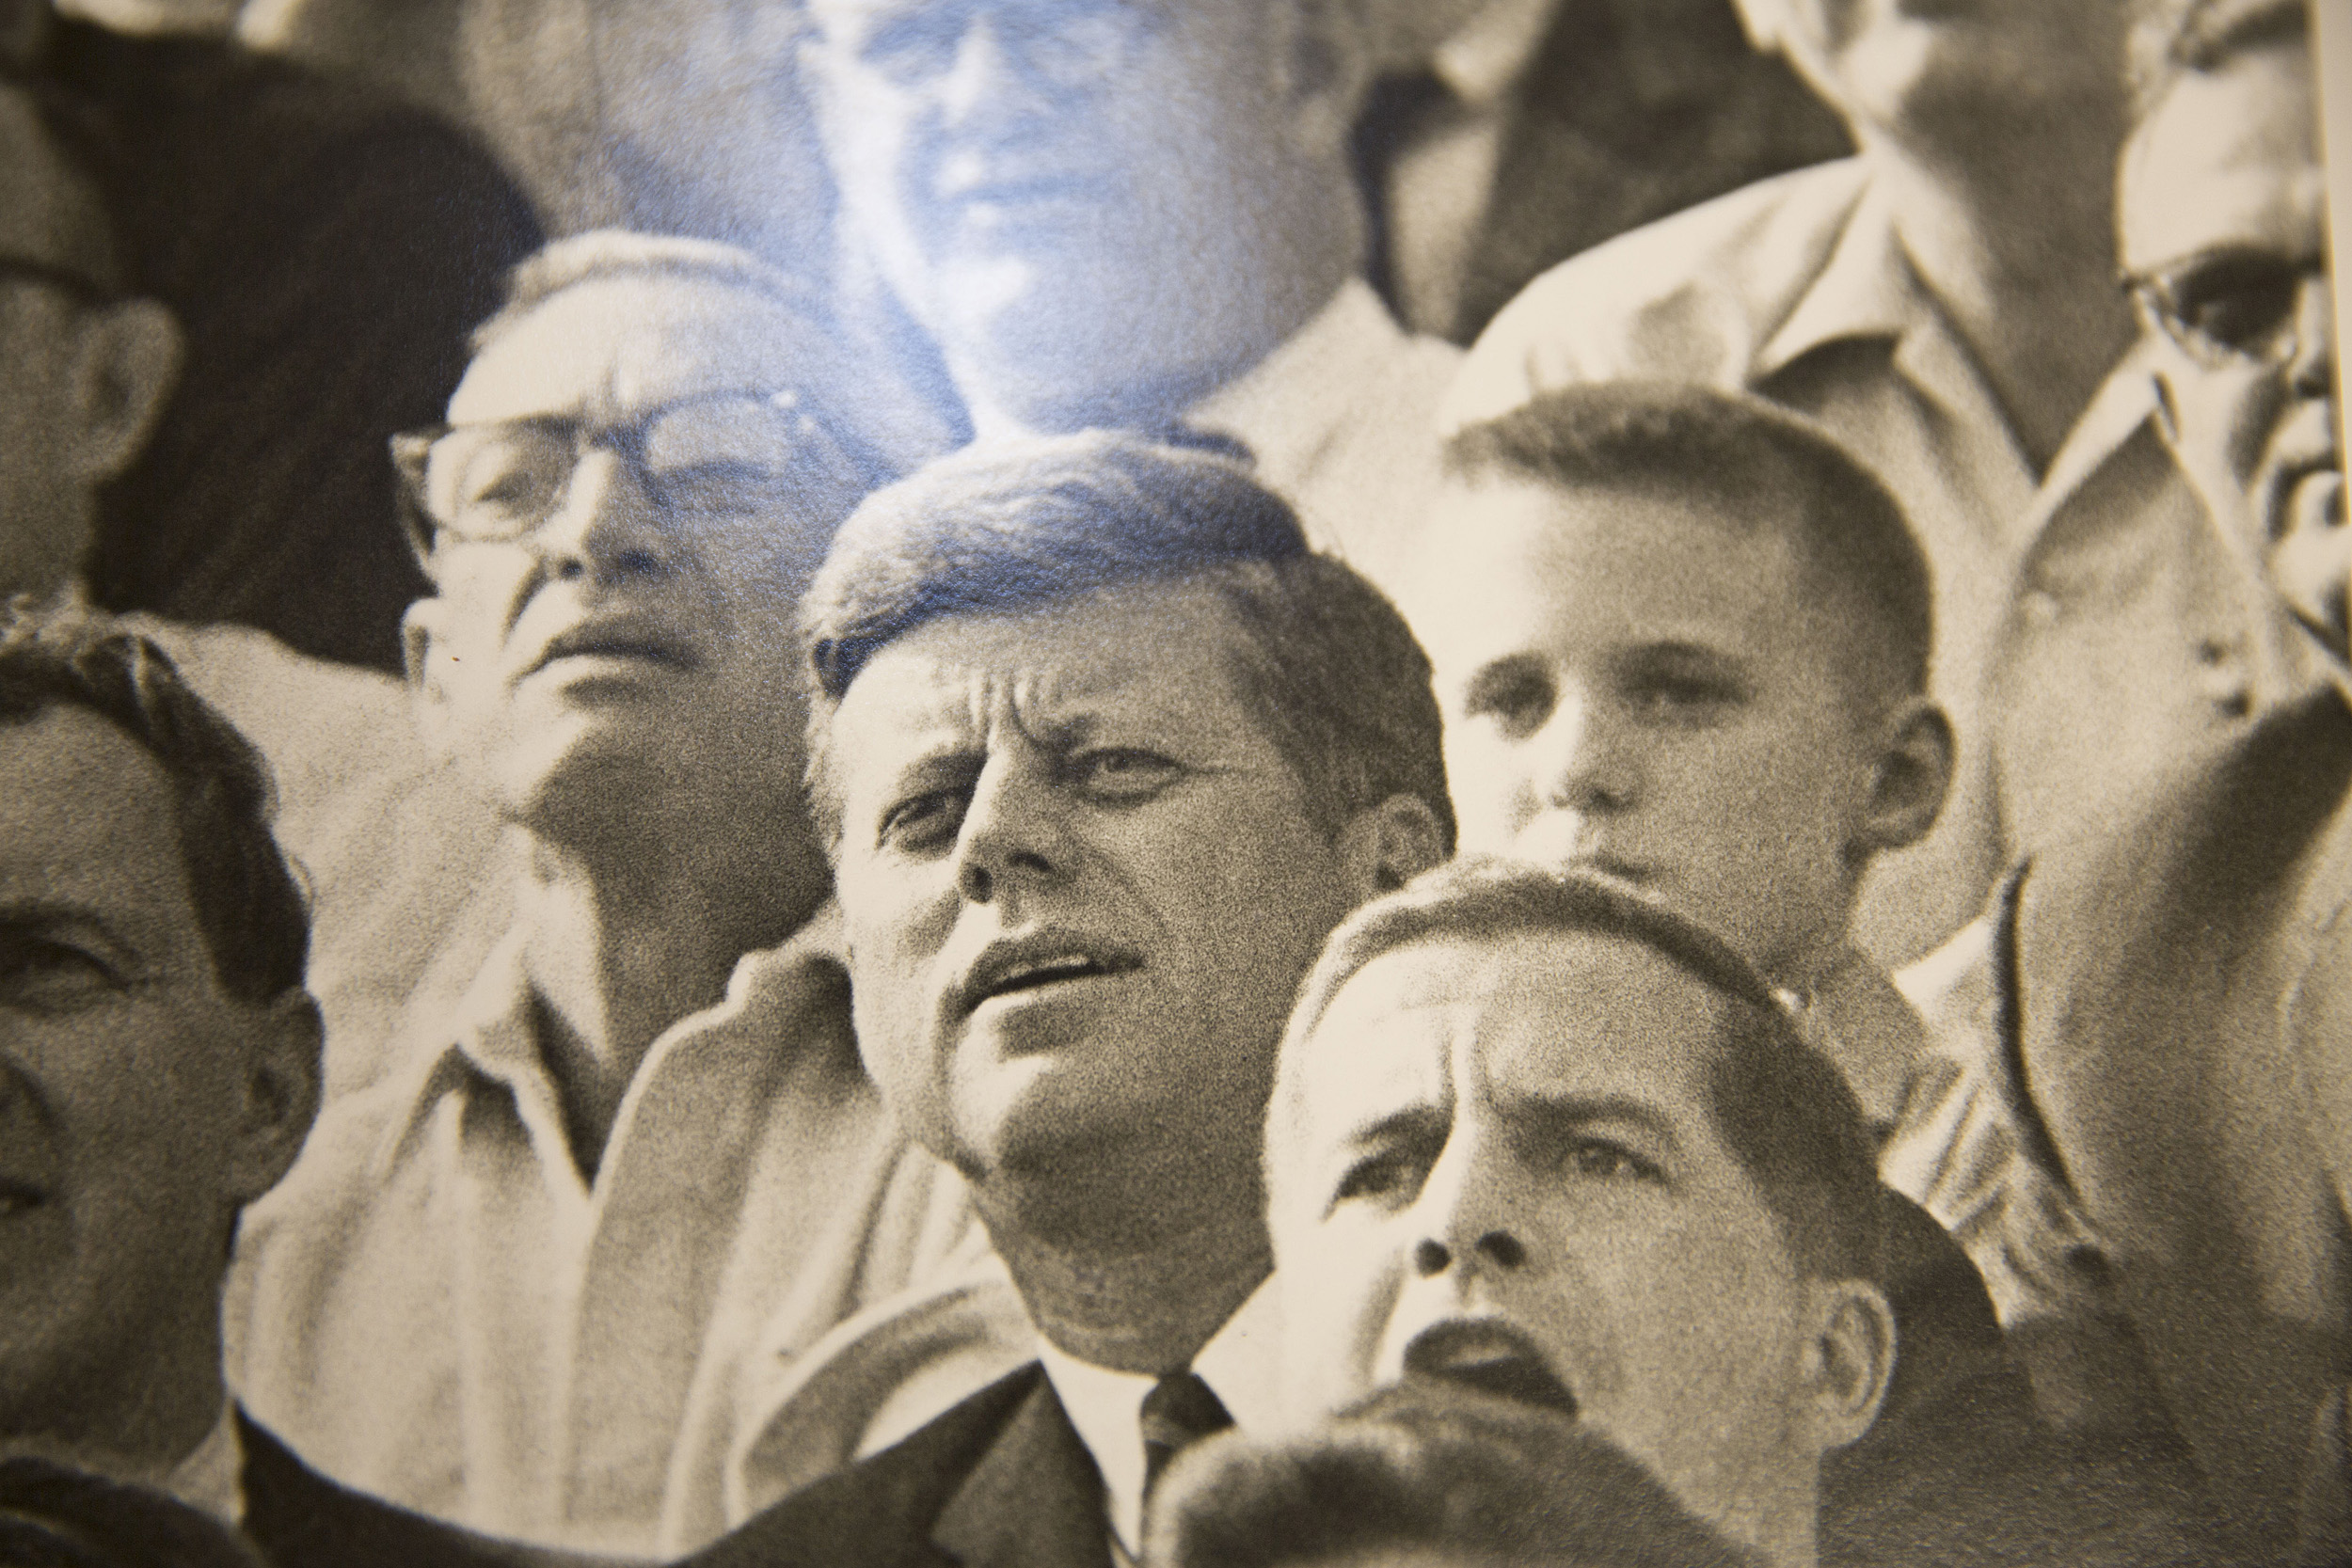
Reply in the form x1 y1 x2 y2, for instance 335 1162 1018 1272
932 1375 1112 1568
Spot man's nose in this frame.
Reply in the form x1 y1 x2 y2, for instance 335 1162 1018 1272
2288 272 2336 399
1406 1132 1532 1280
954 748 1072 905
937 15 1046 127
1538 693 1637 814
535 450 672 585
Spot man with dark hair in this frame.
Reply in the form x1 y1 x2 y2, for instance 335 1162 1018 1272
686 431 1452 1568
230 232 977 1558
1443 0 2320 976
1975 3 2352 1558
0 604 551 1568
1148 1380 1763 1568
1267 857 2207 1568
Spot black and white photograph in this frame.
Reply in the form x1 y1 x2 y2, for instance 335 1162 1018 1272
2 0 2349 1563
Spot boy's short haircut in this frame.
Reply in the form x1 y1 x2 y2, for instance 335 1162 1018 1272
798 429 1456 854
1274 856 1887 1288
2128 0 2307 123
1148 1380 1763 1568
1444 381 1934 707
0 602 309 1006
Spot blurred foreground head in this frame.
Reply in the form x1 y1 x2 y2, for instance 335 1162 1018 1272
2121 0 2342 670
1148 1380 1762 1568
1266 858 1893 1568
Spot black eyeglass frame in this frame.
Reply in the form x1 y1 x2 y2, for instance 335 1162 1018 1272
2121 243 2334 372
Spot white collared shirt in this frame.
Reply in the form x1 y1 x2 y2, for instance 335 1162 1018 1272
162 1407 246 1529
1447 155 2321 966
1035 1280 1286 1562
227 903 980 1557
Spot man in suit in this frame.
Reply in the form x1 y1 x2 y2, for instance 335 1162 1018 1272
795 0 1461 594
0 605 549 1568
684 433 1454 1568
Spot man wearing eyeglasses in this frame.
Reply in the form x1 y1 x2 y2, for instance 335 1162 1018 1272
228 231 980 1559
795 0 1459 593
1982 5 2352 1560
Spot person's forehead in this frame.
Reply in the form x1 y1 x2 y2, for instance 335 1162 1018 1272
1414 479 1819 673
832 580 1269 748
2122 42 2322 270
447 275 829 427
0 88 113 284
0 706 200 953
1293 929 1730 1146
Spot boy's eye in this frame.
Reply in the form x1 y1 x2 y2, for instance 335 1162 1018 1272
1461 661 1555 739
1070 748 1180 801
878 785 972 853
1627 668 1744 723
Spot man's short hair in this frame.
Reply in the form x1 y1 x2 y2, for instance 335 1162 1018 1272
799 430 1456 851
0 603 307 1004
1444 381 1934 707
0 69 125 297
1149 1380 1763 1568
461 229 899 487
1275 856 1886 1287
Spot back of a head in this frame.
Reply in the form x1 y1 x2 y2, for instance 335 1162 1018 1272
1443 382 1934 710
1279 856 1886 1290
0 69 121 300
800 429 1454 850
1147 1381 1766 1568
0 602 307 1006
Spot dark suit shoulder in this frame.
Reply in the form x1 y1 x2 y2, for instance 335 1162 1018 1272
686 1365 1052 1568
235 1413 580 1568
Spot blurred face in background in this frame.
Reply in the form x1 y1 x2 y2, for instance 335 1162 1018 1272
799 0 1365 427
402 270 869 841
1730 0 2131 155
2122 33 2342 670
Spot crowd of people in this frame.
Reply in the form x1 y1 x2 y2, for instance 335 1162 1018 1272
0 0 2342 1564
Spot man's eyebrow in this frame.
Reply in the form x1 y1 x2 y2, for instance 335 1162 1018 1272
1331 1103 1451 1152
1504 1092 1683 1149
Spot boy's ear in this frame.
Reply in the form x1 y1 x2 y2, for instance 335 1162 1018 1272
1801 1277 1897 1453
223 990 325 1207
1334 793 1448 900
1853 698 1952 859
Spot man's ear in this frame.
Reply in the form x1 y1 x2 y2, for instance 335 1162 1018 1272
224 990 325 1206
401 594 462 764
1852 698 1952 859
63 296 182 485
1334 792 1448 900
1271 0 1375 159
1802 1277 1897 1453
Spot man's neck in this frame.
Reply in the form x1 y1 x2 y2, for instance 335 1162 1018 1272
516 816 827 1179
1865 126 2137 475
983 1184 1274 1376
3 1303 227 1487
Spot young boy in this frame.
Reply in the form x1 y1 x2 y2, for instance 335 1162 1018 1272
1403 382 2106 1358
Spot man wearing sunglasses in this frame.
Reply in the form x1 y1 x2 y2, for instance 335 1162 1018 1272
1980 5 2352 1560
229 231 980 1559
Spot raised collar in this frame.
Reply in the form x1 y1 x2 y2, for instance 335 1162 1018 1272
1032 1277 1284 1560
161 1403 244 1529
1432 0 1559 107
1757 170 1921 380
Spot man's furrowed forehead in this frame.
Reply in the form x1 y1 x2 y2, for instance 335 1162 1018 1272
1291 930 1731 1154
0 88 115 290
448 275 833 428
2121 43 2321 273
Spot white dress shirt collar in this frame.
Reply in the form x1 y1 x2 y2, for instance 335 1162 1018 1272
1034 1276 1285 1560
161 1403 245 1529
1431 0 1559 106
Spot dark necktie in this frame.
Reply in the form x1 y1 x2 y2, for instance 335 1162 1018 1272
1138 1370 1235 1502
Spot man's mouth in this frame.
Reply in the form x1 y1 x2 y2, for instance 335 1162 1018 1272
1401 1319 1581 1418
529 621 699 677
960 937 1144 1014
